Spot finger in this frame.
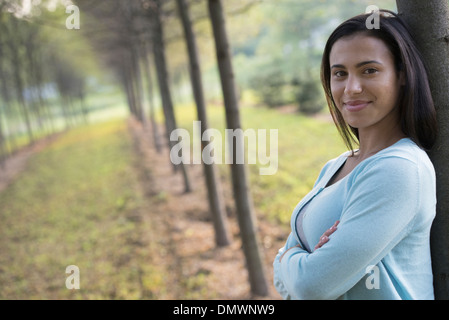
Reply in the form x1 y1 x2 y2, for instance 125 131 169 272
322 229 334 237
314 235 329 250
314 221 340 250
323 221 340 237
330 220 340 231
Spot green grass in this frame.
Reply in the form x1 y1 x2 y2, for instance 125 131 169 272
171 102 347 224
0 120 155 299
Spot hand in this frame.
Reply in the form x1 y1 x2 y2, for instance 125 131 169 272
314 220 339 251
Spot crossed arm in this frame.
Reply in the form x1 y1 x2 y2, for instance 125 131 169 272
279 220 340 262
273 157 423 300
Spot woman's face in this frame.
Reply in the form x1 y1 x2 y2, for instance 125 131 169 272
329 33 403 133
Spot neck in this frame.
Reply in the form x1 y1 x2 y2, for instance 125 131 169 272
354 122 406 160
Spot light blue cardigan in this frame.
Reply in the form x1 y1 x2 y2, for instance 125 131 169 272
273 138 436 300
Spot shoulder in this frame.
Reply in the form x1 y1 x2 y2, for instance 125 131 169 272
323 149 352 173
350 138 435 189
341 138 436 228
358 138 433 173
314 150 351 187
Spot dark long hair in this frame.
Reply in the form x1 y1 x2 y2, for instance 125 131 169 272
320 10 437 151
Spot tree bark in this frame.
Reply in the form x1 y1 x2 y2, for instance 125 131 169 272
0 29 10 164
208 0 268 296
176 0 231 247
396 0 449 300
140 42 163 154
122 52 138 119
0 109 6 169
130 43 146 124
151 0 192 193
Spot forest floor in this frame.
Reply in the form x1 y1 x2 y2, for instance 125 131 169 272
0 133 62 194
127 117 286 299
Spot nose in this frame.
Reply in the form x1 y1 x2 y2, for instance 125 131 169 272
344 74 363 95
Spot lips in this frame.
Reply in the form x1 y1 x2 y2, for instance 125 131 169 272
343 100 371 112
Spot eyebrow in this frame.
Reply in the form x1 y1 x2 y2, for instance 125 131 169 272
331 60 383 69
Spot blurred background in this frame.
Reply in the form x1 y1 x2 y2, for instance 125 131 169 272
0 0 396 300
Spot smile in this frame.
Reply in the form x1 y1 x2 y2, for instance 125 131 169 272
343 100 371 112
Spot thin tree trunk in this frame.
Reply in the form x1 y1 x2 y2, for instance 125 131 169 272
34 49 55 135
396 0 449 300
124 52 139 119
25 35 46 134
208 0 268 296
0 109 6 169
176 0 231 247
151 0 192 193
130 43 146 124
0 31 11 162
11 52 33 144
8 17 34 145
141 42 163 154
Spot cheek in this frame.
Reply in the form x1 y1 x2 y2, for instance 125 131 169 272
330 81 344 107
374 78 401 107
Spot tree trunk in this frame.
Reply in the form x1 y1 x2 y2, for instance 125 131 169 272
176 0 231 247
121 70 135 118
123 50 140 121
0 31 11 163
396 0 449 300
9 36 34 144
130 43 146 124
140 42 163 154
151 0 192 193
141 42 162 153
0 109 6 169
208 0 268 296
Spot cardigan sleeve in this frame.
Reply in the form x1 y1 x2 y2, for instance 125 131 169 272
273 233 297 299
278 156 420 299
273 157 338 298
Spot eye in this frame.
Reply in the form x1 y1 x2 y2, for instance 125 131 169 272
363 68 378 74
334 70 347 78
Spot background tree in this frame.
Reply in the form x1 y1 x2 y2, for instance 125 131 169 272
176 0 231 246
0 0 98 154
145 0 192 193
208 0 269 296
396 0 449 300
140 41 163 153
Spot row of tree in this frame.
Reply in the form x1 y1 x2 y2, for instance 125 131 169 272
74 0 269 296
0 1 90 168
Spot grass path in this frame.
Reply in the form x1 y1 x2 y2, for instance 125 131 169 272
0 120 156 299
0 117 285 299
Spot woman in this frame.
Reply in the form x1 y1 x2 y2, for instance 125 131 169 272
273 10 437 300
